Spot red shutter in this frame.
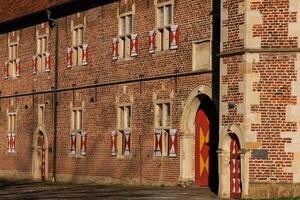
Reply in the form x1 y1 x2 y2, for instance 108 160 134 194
67 48 73 68
124 130 131 155
15 58 20 77
168 129 178 157
70 132 76 155
155 129 162 156
7 133 11 153
11 133 16 153
130 33 138 57
170 25 179 50
82 44 88 66
80 132 87 156
45 52 51 72
149 30 156 54
4 61 9 79
112 38 119 60
111 130 117 156
32 56 37 74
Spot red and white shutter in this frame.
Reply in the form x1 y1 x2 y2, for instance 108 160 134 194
112 38 119 60
168 129 178 157
70 132 76 155
149 30 156 54
82 44 88 66
7 133 12 153
45 52 51 72
32 56 38 74
4 61 9 79
130 33 138 57
155 129 162 156
80 131 87 156
124 130 131 155
11 133 16 153
15 58 20 77
111 130 117 156
67 48 73 68
170 25 179 50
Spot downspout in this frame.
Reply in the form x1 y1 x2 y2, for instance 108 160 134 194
47 9 58 182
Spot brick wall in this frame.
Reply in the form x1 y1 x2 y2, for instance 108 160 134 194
0 0 213 185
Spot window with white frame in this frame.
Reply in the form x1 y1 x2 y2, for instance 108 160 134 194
8 42 19 78
70 108 87 156
72 25 84 66
156 3 173 51
154 102 171 156
117 105 132 156
36 35 48 72
119 13 133 59
7 112 17 153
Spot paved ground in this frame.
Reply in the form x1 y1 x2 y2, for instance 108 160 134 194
0 180 219 200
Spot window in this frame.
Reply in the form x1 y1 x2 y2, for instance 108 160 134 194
117 105 132 156
38 105 45 125
154 102 171 156
119 13 133 59
8 42 19 78
156 3 173 51
7 112 17 153
36 35 48 72
72 26 84 66
70 108 87 156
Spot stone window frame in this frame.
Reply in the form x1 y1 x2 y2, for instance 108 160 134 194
116 103 132 157
155 0 174 52
71 14 86 67
38 104 45 126
118 5 135 60
70 106 86 157
7 110 17 154
154 99 172 157
7 34 19 79
36 23 49 73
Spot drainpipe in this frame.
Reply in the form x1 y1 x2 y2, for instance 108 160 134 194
47 9 58 183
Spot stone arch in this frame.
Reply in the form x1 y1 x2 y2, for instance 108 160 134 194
218 125 250 199
32 126 49 181
180 85 218 192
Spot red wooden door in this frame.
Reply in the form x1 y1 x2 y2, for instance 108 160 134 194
230 136 242 199
195 109 210 186
41 136 46 181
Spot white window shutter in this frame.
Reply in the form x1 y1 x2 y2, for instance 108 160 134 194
15 58 20 77
82 44 88 66
67 48 73 68
130 33 138 57
155 129 162 156
45 52 51 72
112 38 118 60
170 25 179 50
168 129 178 157
80 131 87 156
124 130 131 155
149 30 156 54
111 130 117 156
4 61 9 79
70 132 76 155
32 56 37 74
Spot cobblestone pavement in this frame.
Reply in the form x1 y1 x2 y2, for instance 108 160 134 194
0 180 219 200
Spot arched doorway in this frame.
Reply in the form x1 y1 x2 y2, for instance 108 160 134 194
218 126 249 199
229 134 242 199
32 128 48 181
180 85 218 193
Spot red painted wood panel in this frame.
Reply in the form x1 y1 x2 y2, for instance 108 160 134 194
230 136 241 199
195 109 210 187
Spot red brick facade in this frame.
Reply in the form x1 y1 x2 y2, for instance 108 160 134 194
0 0 214 189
